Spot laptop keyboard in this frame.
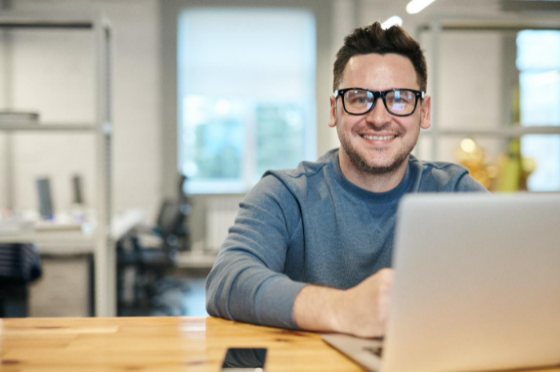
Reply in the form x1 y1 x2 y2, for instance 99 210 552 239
362 336 384 357
363 345 383 357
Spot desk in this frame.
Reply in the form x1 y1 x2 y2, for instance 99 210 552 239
0 316 357 371
1 317 559 372
176 251 216 269
0 209 145 316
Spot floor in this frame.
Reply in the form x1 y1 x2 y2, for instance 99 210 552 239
182 277 207 316
117 273 208 317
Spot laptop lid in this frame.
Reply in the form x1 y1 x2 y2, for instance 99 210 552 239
382 193 560 372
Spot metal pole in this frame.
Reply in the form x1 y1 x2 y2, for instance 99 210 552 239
1 0 14 211
430 19 441 161
94 17 113 317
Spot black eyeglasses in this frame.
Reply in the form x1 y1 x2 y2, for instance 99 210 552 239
334 88 425 117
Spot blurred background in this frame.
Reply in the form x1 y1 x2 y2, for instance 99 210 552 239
0 0 559 318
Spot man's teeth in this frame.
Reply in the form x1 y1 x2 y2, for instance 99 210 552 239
362 135 396 140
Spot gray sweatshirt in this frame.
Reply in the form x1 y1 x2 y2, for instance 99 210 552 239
205 149 487 329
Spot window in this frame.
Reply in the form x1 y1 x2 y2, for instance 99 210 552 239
178 9 316 193
517 30 560 191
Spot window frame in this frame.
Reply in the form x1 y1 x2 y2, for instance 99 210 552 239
516 29 560 191
161 0 334 197
177 7 317 192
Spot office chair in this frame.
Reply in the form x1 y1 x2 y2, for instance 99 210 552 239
116 175 191 316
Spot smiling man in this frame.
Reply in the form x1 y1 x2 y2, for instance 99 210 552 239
206 22 486 337
331 52 431 193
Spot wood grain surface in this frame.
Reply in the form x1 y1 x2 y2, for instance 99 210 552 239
1 316 558 372
0 316 361 372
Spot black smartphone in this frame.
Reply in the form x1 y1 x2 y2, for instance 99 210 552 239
221 347 267 371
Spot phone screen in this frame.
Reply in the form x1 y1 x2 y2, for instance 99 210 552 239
221 347 267 371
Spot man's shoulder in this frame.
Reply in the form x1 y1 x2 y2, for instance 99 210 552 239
410 155 468 175
263 149 337 187
409 156 486 192
242 150 338 221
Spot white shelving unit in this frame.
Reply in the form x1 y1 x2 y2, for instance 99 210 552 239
0 13 114 316
416 15 560 161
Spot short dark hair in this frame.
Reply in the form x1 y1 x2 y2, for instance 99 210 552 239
333 22 428 92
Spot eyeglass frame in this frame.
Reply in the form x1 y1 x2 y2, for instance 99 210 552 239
334 87 426 117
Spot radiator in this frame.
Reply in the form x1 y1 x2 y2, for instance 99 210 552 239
205 196 242 253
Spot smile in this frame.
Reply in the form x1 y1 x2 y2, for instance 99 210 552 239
362 135 397 141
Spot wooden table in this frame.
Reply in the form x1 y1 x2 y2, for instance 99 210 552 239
0 316 361 371
1 316 559 372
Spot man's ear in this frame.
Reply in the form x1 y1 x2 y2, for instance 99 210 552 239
328 96 337 128
420 95 431 130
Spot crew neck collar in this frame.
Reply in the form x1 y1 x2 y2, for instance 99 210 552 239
331 150 412 203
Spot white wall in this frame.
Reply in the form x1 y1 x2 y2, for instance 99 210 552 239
432 31 505 163
0 0 161 220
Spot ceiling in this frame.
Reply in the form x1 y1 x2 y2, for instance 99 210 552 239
500 0 560 12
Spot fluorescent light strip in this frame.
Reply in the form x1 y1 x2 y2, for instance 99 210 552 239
381 16 403 29
406 0 436 14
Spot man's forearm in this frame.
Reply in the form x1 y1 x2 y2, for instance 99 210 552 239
292 284 346 333
292 269 394 338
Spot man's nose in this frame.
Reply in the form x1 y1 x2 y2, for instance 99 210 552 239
366 97 392 125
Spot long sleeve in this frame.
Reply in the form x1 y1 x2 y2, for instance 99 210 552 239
205 175 307 329
205 151 489 329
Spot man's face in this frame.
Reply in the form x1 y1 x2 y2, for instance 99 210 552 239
328 53 431 175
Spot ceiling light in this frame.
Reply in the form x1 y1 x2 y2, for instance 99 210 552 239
381 16 403 29
406 0 436 14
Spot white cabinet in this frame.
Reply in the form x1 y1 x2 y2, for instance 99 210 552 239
29 255 92 317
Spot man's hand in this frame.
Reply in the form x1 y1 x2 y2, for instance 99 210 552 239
293 268 394 338
335 268 394 338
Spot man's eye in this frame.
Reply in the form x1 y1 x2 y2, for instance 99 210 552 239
350 96 368 104
388 96 409 104
392 91 414 104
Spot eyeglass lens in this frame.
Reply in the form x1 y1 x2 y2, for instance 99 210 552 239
343 89 417 115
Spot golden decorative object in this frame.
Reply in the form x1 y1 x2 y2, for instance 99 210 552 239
455 138 493 189
455 138 537 192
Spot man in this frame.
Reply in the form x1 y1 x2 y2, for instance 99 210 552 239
205 22 486 338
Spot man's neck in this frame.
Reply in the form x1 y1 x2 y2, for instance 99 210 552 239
338 151 408 193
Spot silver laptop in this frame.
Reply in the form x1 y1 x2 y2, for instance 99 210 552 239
323 193 560 372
